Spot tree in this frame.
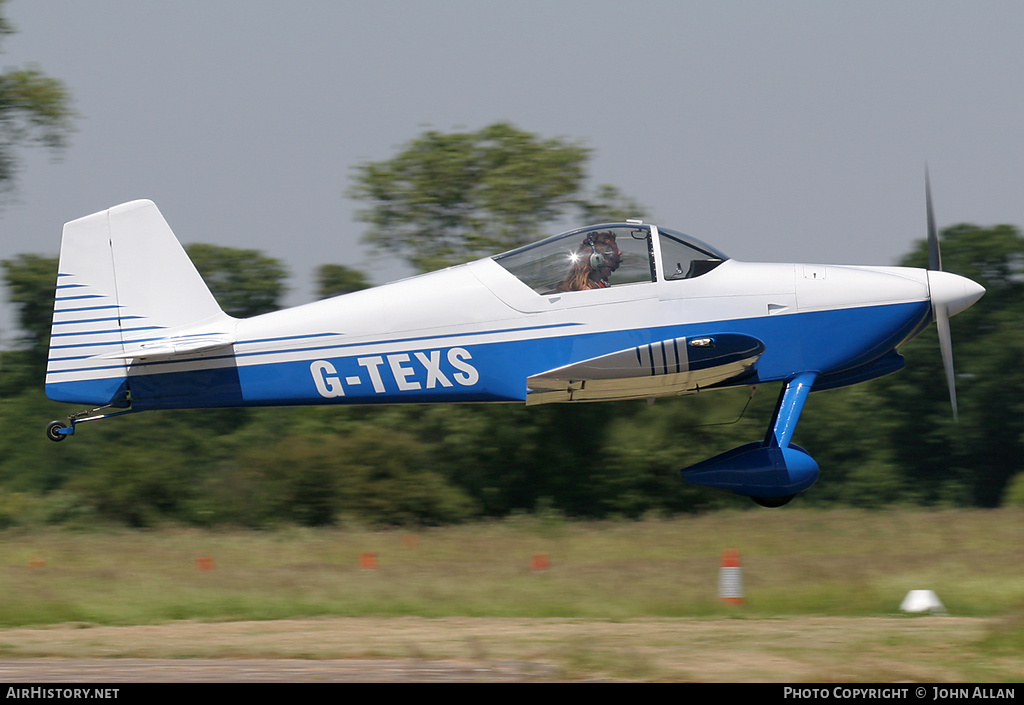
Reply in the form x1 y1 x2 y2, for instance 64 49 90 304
0 254 57 395
349 122 649 273
0 0 76 202
315 263 370 299
185 243 287 318
1 253 56 357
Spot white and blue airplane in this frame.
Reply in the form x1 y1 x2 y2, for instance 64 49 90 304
43 183 984 506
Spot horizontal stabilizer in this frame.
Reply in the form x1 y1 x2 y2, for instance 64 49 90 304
526 333 764 404
94 334 235 361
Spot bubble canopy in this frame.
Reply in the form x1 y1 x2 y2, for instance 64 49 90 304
492 223 728 295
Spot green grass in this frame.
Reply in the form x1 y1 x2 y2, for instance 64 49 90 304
0 509 1021 681
0 508 1021 627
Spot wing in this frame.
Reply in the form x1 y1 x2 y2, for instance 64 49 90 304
526 333 765 405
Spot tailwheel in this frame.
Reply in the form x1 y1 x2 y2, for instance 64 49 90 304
43 402 133 442
46 420 69 442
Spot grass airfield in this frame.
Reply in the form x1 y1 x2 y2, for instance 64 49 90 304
0 508 1021 682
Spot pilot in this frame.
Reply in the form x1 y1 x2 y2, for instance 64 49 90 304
556 231 623 292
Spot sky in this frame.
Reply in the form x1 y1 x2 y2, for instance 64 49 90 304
2 0 1023 340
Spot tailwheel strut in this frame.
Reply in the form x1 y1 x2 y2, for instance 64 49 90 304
45 403 134 442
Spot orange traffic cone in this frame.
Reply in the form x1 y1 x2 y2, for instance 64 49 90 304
531 553 550 572
719 549 744 605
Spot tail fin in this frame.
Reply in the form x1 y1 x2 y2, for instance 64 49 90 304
45 200 234 405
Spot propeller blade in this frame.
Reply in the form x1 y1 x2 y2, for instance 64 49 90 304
934 301 958 422
926 170 956 420
929 269 985 423
926 169 942 271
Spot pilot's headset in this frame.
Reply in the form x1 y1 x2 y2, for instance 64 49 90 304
584 235 608 270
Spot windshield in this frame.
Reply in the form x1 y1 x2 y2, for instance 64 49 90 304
658 227 729 280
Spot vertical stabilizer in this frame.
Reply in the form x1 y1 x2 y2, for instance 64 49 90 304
45 200 230 405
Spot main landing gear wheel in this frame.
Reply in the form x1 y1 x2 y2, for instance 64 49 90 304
46 420 68 442
751 494 795 508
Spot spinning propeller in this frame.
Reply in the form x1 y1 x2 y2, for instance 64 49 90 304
923 171 986 421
